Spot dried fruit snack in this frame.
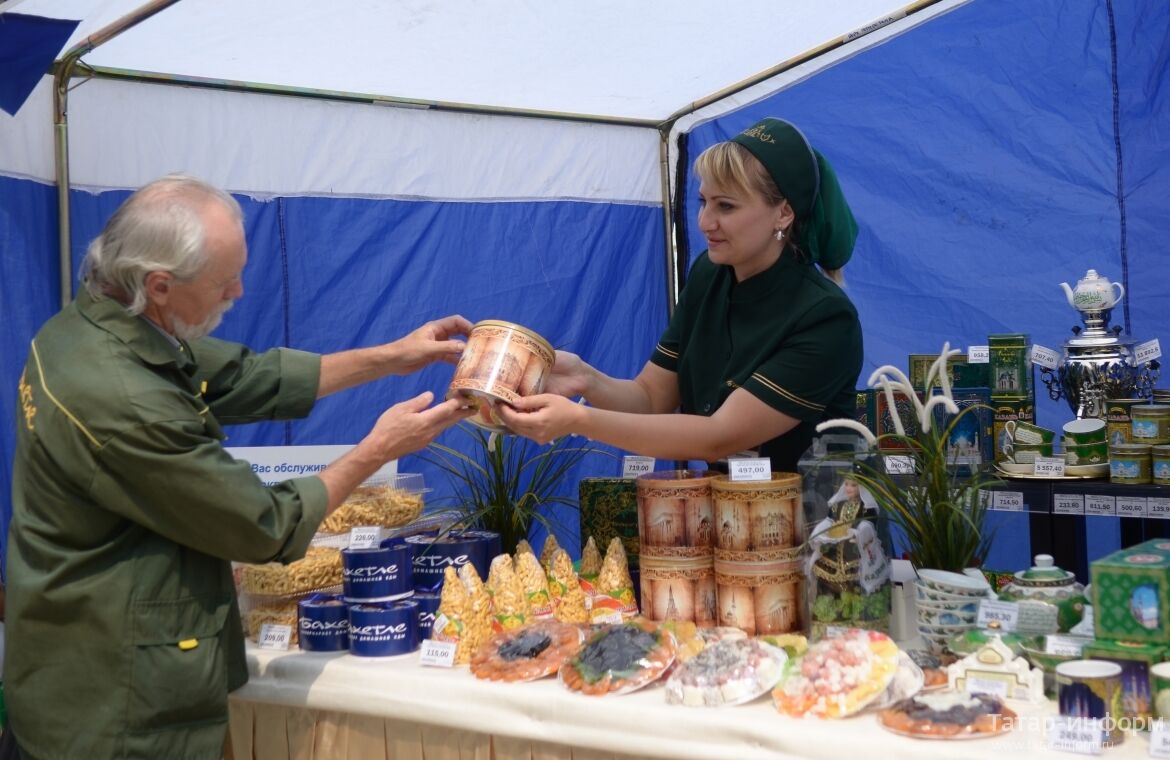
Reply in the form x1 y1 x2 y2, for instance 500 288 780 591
666 638 787 707
559 618 676 696
772 628 899 718
470 620 584 682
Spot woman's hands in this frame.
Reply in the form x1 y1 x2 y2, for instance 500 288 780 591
494 394 587 444
543 350 594 398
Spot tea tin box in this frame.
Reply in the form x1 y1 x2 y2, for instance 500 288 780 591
1091 539 1170 644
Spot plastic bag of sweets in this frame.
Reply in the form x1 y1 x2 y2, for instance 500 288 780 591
548 548 590 625
589 538 637 622
486 554 530 631
432 564 493 665
579 536 603 579
540 534 560 571
514 550 554 619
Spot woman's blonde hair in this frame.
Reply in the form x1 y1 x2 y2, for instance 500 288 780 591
693 142 845 286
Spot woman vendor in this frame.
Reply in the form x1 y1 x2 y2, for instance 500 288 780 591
497 117 862 472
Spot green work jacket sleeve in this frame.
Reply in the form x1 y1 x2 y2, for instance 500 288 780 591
190 337 321 423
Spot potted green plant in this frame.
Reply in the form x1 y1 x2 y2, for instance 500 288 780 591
417 422 611 554
816 344 1000 572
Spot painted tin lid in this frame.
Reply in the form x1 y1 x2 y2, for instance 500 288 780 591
1014 554 1076 587
1132 404 1170 417
470 319 555 360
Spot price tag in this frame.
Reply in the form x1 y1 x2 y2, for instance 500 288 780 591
1046 716 1104 755
593 609 625 624
1054 494 1086 515
883 455 915 475
348 525 382 549
622 455 655 479
1151 498 1170 520
1117 496 1148 518
967 345 990 363
1136 338 1163 365
965 675 1010 698
729 457 772 482
1085 495 1116 517
419 638 457 667
1149 719 1170 757
1034 456 1066 478
1031 344 1061 370
991 491 1025 512
1045 635 1088 657
976 599 1020 632
258 624 293 651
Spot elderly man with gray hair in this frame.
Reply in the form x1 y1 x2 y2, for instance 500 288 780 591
3 175 472 759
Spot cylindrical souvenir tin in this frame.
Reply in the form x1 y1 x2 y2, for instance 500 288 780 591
1152 445 1170 486
340 540 414 602
639 553 716 626
445 320 555 432
713 546 805 636
711 473 802 551
297 594 350 652
1109 443 1152 484
635 470 716 557
1132 405 1170 444
348 600 421 657
1106 398 1145 445
405 533 488 591
413 591 442 641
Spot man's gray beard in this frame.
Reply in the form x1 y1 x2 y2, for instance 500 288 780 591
172 303 232 341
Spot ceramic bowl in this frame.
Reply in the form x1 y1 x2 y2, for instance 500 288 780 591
916 597 981 616
917 621 975 638
917 608 978 627
915 582 991 604
917 569 992 597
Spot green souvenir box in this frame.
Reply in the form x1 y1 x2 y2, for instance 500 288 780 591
989 333 1033 398
578 478 640 569
907 354 990 393
992 395 1035 464
1091 539 1170 644
1082 639 1164 726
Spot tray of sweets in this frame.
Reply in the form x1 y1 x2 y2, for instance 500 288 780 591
470 620 584 682
558 619 676 696
878 692 1017 739
772 628 899 719
665 638 787 707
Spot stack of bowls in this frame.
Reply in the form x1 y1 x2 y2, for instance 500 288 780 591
915 569 994 651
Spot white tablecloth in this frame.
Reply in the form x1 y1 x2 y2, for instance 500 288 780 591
229 643 1158 760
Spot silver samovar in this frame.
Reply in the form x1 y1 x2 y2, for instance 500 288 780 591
1039 269 1160 419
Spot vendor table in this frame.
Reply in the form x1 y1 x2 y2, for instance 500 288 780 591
228 643 1160 760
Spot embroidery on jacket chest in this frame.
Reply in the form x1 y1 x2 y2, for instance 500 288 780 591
19 368 37 431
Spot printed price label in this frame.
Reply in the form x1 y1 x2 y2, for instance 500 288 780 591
965 676 1009 698
258 624 293 651
593 609 625 625
348 525 382 549
1054 494 1086 515
1045 635 1088 657
1085 495 1116 517
1046 716 1104 755
1150 498 1170 520
1135 338 1163 365
1117 496 1148 518
967 345 990 364
729 457 772 482
1149 719 1170 757
1034 457 1066 478
622 456 655 479
1031 344 1061 370
977 600 1020 632
884 455 915 475
991 491 1025 512
418 639 457 668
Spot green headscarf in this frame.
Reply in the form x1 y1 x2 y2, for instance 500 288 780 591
730 117 858 270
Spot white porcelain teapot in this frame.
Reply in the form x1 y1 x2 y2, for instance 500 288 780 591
1060 269 1125 311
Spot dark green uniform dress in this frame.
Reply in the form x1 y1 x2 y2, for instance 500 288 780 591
6 290 328 760
651 251 863 472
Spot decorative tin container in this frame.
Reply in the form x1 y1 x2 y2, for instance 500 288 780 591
446 320 555 432
907 353 987 392
297 594 350 652
347 600 420 657
1106 398 1145 445
579 478 640 569
989 333 1032 398
1132 404 1170 445
933 387 993 464
1110 443 1152 484
998 555 1087 632
713 546 804 636
405 532 488 591
1091 539 1170 644
710 473 801 551
635 470 716 557
1082 639 1165 729
340 540 414 602
870 388 923 451
639 554 716 626
1153 445 1170 486
992 396 1035 464
413 591 441 641
1055 660 1125 745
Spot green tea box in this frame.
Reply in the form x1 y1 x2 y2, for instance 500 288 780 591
1082 639 1164 726
578 478 640 569
1091 539 1170 643
989 333 1032 398
992 395 1035 464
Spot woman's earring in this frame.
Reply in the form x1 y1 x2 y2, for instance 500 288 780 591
774 228 785 242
